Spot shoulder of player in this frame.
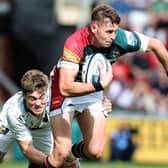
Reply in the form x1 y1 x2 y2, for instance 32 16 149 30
63 27 89 62
65 27 89 45
4 92 24 117
2 91 22 109
113 28 141 51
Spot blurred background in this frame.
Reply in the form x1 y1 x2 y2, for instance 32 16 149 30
0 0 168 166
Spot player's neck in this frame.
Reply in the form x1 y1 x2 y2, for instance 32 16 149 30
23 99 41 118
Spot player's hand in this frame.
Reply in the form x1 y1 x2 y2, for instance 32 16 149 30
62 158 79 168
43 157 55 168
99 61 113 89
102 96 112 117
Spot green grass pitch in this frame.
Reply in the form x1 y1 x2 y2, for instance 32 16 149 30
1 160 168 168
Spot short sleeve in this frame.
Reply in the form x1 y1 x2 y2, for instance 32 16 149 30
6 106 32 141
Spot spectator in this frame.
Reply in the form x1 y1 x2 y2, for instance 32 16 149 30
110 120 138 162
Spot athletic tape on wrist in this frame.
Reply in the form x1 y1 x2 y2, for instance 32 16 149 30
92 81 103 91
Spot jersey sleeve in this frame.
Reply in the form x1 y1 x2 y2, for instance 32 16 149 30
62 30 84 64
6 105 32 142
134 31 149 51
114 28 149 53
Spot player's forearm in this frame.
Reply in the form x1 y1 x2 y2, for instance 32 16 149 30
59 66 112 97
24 147 46 165
155 46 168 73
149 38 168 73
60 81 96 97
19 141 46 165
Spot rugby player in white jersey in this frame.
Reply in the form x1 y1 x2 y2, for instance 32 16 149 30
0 69 79 168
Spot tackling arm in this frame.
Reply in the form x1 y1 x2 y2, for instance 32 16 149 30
18 140 46 165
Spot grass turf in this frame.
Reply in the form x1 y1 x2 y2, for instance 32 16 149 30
1 160 168 168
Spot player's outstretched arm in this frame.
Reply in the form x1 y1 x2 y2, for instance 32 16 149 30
18 140 47 165
147 37 168 75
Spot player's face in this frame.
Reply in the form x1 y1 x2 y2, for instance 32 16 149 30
24 91 47 117
91 18 119 48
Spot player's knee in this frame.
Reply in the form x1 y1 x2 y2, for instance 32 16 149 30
58 147 71 160
55 140 72 160
87 144 104 160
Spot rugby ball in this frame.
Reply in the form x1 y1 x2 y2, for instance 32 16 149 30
82 53 109 83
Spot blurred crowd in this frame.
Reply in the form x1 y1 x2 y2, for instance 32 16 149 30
105 0 168 115
0 0 168 115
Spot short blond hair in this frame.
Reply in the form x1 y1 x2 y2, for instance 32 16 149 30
21 69 48 95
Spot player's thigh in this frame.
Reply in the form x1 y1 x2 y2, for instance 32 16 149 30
0 152 6 163
76 102 106 145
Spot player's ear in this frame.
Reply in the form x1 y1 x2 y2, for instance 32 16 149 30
90 22 98 34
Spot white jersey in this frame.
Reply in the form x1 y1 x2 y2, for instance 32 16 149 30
0 91 53 154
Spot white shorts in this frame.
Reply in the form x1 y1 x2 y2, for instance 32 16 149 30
50 99 104 117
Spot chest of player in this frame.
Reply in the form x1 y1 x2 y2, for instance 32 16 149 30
83 44 121 64
82 28 141 64
18 112 50 129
